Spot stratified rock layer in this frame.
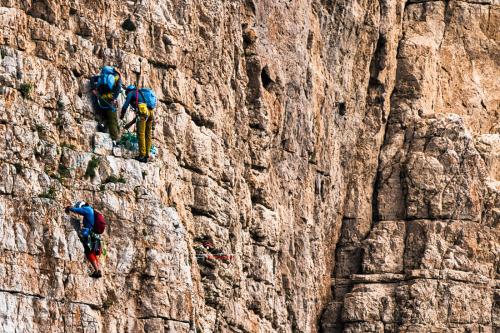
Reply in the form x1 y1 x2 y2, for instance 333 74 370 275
0 1 498 332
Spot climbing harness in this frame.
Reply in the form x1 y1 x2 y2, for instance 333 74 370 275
85 232 102 254
96 94 117 112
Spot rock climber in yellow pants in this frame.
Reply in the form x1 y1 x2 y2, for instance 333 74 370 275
120 85 157 163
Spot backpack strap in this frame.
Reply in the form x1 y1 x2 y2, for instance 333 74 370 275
138 89 147 106
112 75 122 100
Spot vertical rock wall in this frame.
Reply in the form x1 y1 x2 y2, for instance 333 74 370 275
322 1 500 332
0 0 498 332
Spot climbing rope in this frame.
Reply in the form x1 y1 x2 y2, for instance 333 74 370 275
117 130 158 157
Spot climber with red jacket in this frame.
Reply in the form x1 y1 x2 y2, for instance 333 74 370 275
65 201 103 278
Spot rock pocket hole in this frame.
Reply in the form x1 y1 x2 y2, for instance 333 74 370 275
71 68 82 77
122 17 137 32
261 66 273 90
163 35 173 47
338 102 346 116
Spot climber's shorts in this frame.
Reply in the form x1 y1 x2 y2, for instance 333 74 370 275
86 251 99 262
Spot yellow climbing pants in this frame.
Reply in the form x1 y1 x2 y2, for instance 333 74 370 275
136 103 154 158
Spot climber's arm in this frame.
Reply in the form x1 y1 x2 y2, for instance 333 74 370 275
120 93 132 119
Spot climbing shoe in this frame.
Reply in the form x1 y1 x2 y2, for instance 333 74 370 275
90 270 102 279
97 123 106 132
135 156 148 163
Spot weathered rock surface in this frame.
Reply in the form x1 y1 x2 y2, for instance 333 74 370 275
322 1 499 332
0 0 498 332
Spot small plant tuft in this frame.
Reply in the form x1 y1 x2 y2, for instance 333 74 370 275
57 99 65 110
85 156 100 179
33 123 46 137
102 290 118 310
104 175 126 184
49 173 61 181
39 186 57 200
61 142 76 150
55 116 64 129
58 165 71 178
102 298 113 309
20 82 33 99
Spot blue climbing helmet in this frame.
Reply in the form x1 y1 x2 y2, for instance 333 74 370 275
101 66 115 75
74 201 87 208
125 85 136 93
97 66 118 91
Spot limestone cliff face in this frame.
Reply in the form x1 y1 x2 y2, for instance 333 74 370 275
0 1 498 332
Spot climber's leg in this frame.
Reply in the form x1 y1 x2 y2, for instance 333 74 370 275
137 114 147 158
105 107 120 141
145 109 154 158
86 251 102 278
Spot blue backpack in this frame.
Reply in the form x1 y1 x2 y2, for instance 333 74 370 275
139 88 157 109
97 66 117 92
